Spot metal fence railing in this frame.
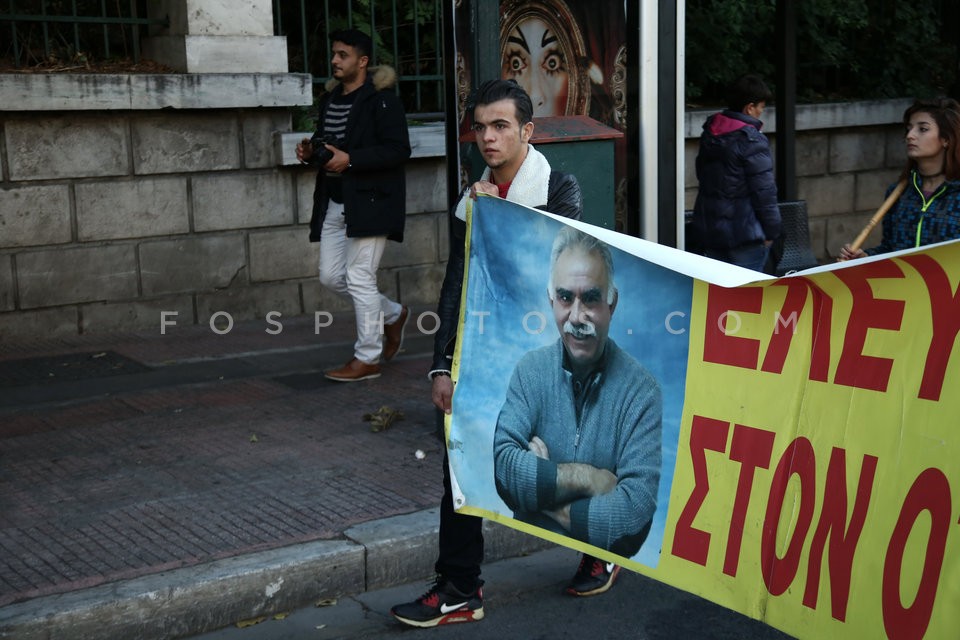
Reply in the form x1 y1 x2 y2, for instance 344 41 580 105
273 0 445 118
0 1 168 69
1 1 445 116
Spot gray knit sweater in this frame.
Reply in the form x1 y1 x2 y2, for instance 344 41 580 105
493 338 662 556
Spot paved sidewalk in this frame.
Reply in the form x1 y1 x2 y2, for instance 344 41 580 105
0 312 547 640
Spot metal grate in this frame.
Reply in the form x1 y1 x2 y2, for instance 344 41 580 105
273 0 445 118
0 0 168 68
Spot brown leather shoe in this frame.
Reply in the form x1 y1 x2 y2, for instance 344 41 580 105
382 306 409 361
324 358 381 382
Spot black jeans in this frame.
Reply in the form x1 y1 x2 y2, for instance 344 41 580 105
434 410 484 591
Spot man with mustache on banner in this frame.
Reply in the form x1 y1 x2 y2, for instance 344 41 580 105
493 226 663 565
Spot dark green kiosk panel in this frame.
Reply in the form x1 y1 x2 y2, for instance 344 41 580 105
461 115 623 229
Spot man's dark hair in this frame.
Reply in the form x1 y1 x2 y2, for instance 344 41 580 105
330 28 372 59
725 74 773 112
469 79 534 126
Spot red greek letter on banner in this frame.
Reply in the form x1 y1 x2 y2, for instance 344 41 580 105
802 448 878 621
761 437 817 596
899 254 960 402
760 278 833 382
703 285 763 370
832 261 906 392
672 415 730 566
882 468 953 640
723 424 776 577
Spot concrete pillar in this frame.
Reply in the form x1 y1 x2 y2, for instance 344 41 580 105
143 0 288 73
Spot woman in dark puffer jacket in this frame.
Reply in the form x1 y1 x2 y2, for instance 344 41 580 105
692 74 781 272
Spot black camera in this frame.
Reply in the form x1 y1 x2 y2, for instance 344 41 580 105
312 134 343 165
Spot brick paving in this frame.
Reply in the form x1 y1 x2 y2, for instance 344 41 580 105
0 313 445 608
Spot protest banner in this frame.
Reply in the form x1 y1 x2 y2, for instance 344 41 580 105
446 195 959 639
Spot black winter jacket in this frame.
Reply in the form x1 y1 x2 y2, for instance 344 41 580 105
308 66 411 242
692 110 781 250
431 172 582 373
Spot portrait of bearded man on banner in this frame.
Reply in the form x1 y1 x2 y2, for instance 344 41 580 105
492 226 663 557
446 198 690 570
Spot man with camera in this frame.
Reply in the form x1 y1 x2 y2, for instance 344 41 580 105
296 28 411 382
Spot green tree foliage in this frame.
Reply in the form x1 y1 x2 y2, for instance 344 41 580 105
686 0 959 105
685 0 777 101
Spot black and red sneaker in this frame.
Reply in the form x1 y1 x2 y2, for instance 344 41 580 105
564 553 621 596
391 578 484 628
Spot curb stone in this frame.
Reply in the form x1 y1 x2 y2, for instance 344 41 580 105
0 509 553 640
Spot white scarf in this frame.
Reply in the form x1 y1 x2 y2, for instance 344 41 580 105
454 144 551 221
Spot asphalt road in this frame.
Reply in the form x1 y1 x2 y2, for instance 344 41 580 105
192 546 795 640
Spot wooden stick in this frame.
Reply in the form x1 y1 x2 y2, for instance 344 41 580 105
849 179 908 251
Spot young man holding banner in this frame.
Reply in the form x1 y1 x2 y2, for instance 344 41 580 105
391 79 584 628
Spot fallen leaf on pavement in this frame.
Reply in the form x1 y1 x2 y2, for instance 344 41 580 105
362 405 404 432
236 615 267 628
249 434 259 443
273 612 289 620
316 598 338 607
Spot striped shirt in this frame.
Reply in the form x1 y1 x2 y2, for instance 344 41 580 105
323 90 357 203
324 91 356 144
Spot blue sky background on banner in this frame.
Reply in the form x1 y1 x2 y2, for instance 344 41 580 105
449 197 693 567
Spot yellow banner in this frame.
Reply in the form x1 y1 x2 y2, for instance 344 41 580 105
450 197 959 639
664 244 960 639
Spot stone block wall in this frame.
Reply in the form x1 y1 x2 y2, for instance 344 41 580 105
683 99 912 261
0 106 449 340
143 0 288 73
1 84 912 342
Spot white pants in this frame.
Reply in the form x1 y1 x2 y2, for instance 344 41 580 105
319 201 403 364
